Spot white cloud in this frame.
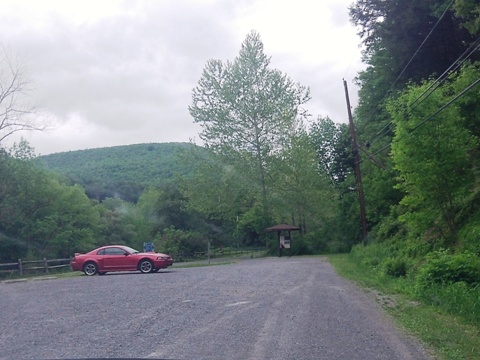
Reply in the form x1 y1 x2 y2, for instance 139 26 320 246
0 0 364 154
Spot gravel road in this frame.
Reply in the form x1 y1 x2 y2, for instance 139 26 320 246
0 257 430 360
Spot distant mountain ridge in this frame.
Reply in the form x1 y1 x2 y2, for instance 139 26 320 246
36 142 198 202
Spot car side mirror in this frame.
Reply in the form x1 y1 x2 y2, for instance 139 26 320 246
124 252 129 256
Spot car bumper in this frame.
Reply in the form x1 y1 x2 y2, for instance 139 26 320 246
71 261 82 271
153 259 173 269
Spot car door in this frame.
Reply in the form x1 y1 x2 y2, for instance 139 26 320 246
103 247 136 271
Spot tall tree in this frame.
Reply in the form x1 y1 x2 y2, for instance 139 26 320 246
309 117 352 186
350 0 475 144
189 31 311 211
389 65 478 245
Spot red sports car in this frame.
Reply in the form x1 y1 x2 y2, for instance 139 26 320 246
71 245 173 276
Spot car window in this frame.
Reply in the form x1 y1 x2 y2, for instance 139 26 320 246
104 247 127 255
97 249 105 255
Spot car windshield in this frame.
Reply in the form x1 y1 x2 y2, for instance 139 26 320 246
122 246 140 254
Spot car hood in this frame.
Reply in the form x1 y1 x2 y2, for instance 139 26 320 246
135 252 171 257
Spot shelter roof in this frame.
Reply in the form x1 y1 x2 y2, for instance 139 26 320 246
265 224 301 232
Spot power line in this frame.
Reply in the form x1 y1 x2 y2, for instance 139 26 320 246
409 37 480 111
366 35 480 148
366 74 480 159
409 76 480 133
387 0 455 92
364 0 458 147
355 1 478 167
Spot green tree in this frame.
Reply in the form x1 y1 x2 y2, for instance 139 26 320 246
350 0 475 151
350 0 472 85
268 129 338 252
189 30 311 211
8 137 36 160
453 0 480 35
97 198 138 247
181 148 260 246
389 67 478 245
0 152 100 259
309 117 352 186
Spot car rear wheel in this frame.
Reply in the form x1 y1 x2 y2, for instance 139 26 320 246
83 262 98 276
139 259 153 273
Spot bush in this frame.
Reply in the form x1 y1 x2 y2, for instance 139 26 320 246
156 226 207 255
416 250 480 289
382 257 409 277
351 243 392 269
458 217 480 255
290 236 313 255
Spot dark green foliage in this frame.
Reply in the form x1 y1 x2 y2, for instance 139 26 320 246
416 250 480 288
0 152 100 260
36 143 198 202
340 1 480 332
347 0 480 308
350 0 475 86
350 0 479 243
453 0 480 35
389 65 478 245
0 233 27 262
457 213 480 255
309 117 352 185
382 257 409 277
156 227 207 256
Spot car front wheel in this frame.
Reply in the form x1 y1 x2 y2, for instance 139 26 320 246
83 262 98 276
139 259 153 274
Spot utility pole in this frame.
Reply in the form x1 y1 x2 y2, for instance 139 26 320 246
343 79 368 245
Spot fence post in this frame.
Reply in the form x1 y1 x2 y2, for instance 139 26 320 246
44 257 49 274
18 259 23 276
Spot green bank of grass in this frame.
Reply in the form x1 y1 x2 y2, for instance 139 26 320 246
326 254 480 360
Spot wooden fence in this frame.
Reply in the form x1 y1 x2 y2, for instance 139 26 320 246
0 257 71 277
172 248 265 262
0 248 266 277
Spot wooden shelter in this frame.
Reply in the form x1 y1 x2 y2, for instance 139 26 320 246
265 224 301 257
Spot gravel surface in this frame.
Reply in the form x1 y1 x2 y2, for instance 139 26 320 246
0 257 430 360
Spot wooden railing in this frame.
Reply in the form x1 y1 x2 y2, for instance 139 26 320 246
172 248 266 262
0 248 266 278
0 257 71 277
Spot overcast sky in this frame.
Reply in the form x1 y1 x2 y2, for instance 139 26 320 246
1 0 365 155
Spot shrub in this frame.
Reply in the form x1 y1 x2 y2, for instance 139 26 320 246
382 257 409 277
157 226 207 255
458 218 480 256
416 250 480 289
351 243 393 269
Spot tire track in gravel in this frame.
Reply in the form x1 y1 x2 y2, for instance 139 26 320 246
0 257 431 360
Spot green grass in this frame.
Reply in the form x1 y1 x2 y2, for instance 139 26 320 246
326 254 480 360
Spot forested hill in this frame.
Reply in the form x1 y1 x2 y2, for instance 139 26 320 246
36 142 198 202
